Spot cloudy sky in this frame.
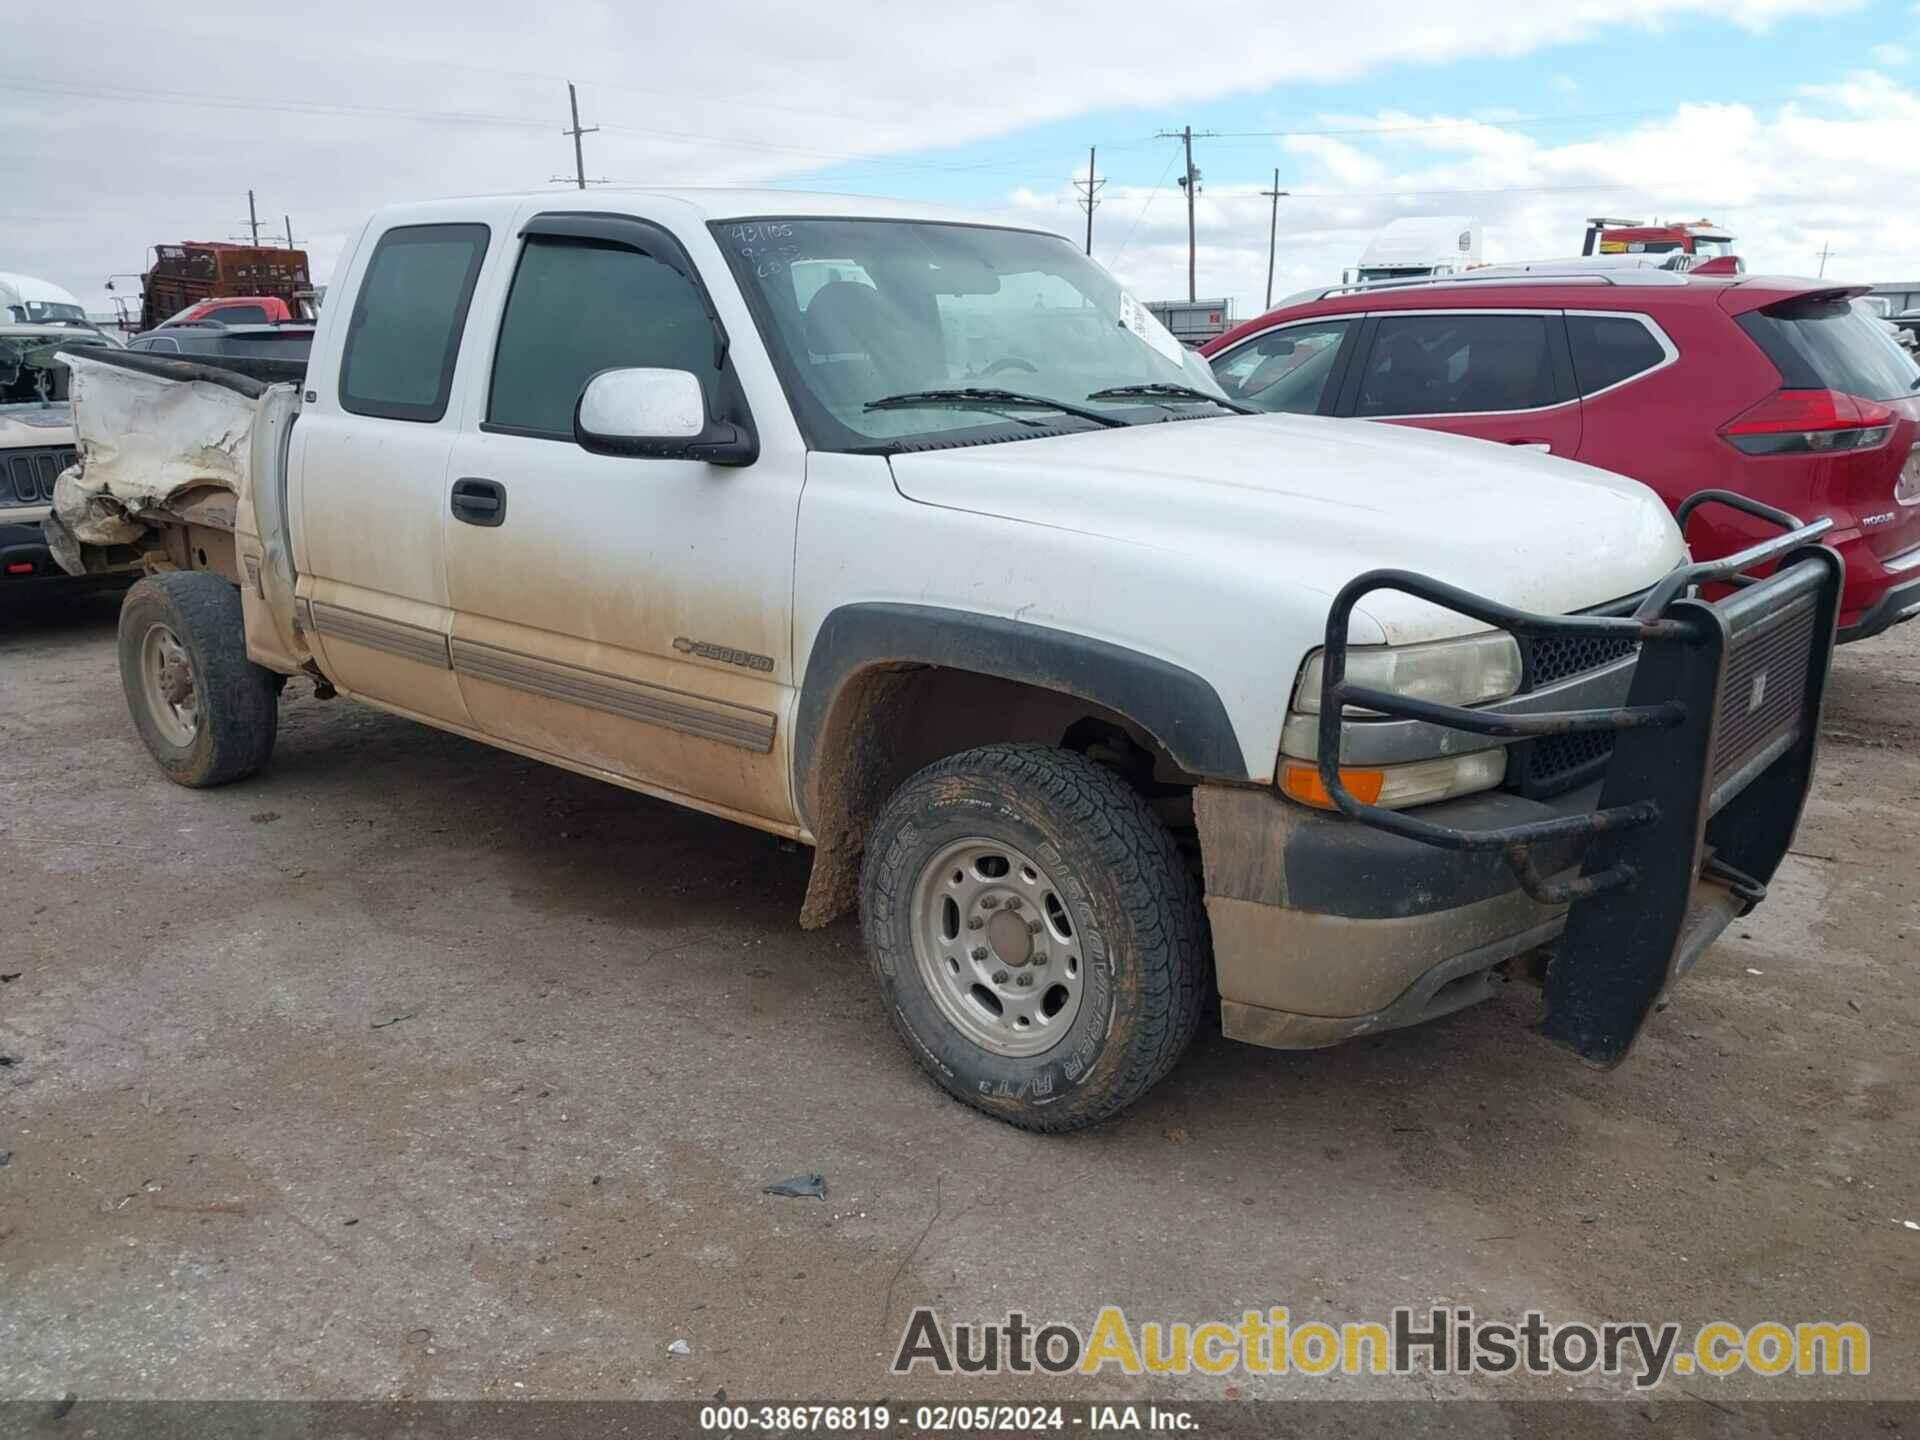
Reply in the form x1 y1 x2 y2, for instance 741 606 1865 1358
8 0 1920 325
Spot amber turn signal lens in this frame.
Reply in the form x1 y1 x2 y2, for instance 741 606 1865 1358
1280 760 1386 809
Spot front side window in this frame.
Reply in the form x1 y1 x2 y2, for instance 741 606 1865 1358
1354 313 1556 417
716 217 1233 451
1566 314 1669 396
1210 320 1351 414
487 236 715 438
339 222 489 422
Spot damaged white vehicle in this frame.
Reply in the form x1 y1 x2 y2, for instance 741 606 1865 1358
54 190 1844 1130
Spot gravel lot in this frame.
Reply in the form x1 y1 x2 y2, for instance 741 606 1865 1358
1 584 1916 1406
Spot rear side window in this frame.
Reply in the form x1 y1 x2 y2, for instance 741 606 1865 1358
1738 297 1920 402
1354 313 1556 417
340 223 489 421
487 235 715 438
1566 315 1668 396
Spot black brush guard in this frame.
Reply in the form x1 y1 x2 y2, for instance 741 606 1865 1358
1315 492 1844 1066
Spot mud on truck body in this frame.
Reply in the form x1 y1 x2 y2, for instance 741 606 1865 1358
52 189 1843 1131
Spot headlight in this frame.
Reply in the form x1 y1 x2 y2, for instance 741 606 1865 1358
1279 631 1522 812
1292 632 1522 715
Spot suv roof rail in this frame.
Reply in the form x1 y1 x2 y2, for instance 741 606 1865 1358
1278 264 1691 307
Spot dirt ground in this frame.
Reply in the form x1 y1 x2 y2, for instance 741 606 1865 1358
1 583 1915 1407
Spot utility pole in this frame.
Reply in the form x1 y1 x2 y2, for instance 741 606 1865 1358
1817 240 1832 277
282 216 302 251
1157 126 1214 301
552 81 601 190
243 189 261 246
1073 147 1105 256
1260 170 1289 312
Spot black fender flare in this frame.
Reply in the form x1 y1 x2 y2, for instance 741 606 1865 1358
793 602 1249 825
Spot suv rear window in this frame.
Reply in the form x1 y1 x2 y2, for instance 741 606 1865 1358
1738 297 1920 402
1566 314 1667 396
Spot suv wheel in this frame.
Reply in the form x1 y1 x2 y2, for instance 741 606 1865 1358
860 743 1208 1131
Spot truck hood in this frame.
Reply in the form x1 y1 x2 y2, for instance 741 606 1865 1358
0 401 76 445
886 412 1684 644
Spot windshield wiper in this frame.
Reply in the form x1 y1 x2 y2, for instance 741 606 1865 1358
864 388 1127 429
1085 383 1256 416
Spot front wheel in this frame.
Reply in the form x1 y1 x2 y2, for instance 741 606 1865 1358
860 743 1209 1131
118 572 279 787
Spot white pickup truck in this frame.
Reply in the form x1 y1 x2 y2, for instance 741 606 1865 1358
50 189 1845 1131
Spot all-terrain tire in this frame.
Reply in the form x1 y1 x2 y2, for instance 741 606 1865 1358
860 743 1209 1131
118 572 278 787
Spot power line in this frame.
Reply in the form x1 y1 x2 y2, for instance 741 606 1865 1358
1109 150 1180 269
1198 98 1801 143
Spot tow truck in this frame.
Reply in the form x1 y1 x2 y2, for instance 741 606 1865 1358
1582 217 1737 268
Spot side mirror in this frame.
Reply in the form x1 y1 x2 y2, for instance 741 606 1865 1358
574 367 757 467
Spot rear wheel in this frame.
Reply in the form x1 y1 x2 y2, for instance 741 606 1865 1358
860 743 1208 1131
118 572 278 787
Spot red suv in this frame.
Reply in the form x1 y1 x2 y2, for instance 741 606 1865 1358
1200 269 1920 640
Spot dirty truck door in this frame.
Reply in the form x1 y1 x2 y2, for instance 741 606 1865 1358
441 209 801 828
292 218 494 727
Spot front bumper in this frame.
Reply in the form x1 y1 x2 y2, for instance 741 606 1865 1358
1206 491 1844 1063
1195 782 1748 1049
1195 784 1588 1048
1 510 56 580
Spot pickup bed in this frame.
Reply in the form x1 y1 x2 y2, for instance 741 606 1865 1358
51 188 1844 1130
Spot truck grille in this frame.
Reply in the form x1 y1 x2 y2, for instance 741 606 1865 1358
1523 631 1639 689
5 445 77 505
1508 628 1641 797
1711 593 1817 798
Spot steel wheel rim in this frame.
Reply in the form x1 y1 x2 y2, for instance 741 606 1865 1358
909 837 1085 1059
139 622 200 747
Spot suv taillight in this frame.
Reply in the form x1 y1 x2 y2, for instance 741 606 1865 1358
1720 388 1896 456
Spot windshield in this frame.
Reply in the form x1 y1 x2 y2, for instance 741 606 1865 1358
714 218 1230 451
3 299 88 325
0 335 106 404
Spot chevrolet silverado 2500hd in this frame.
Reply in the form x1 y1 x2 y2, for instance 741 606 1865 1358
51 190 1844 1131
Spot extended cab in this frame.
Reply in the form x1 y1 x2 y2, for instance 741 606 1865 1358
50 190 1844 1130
